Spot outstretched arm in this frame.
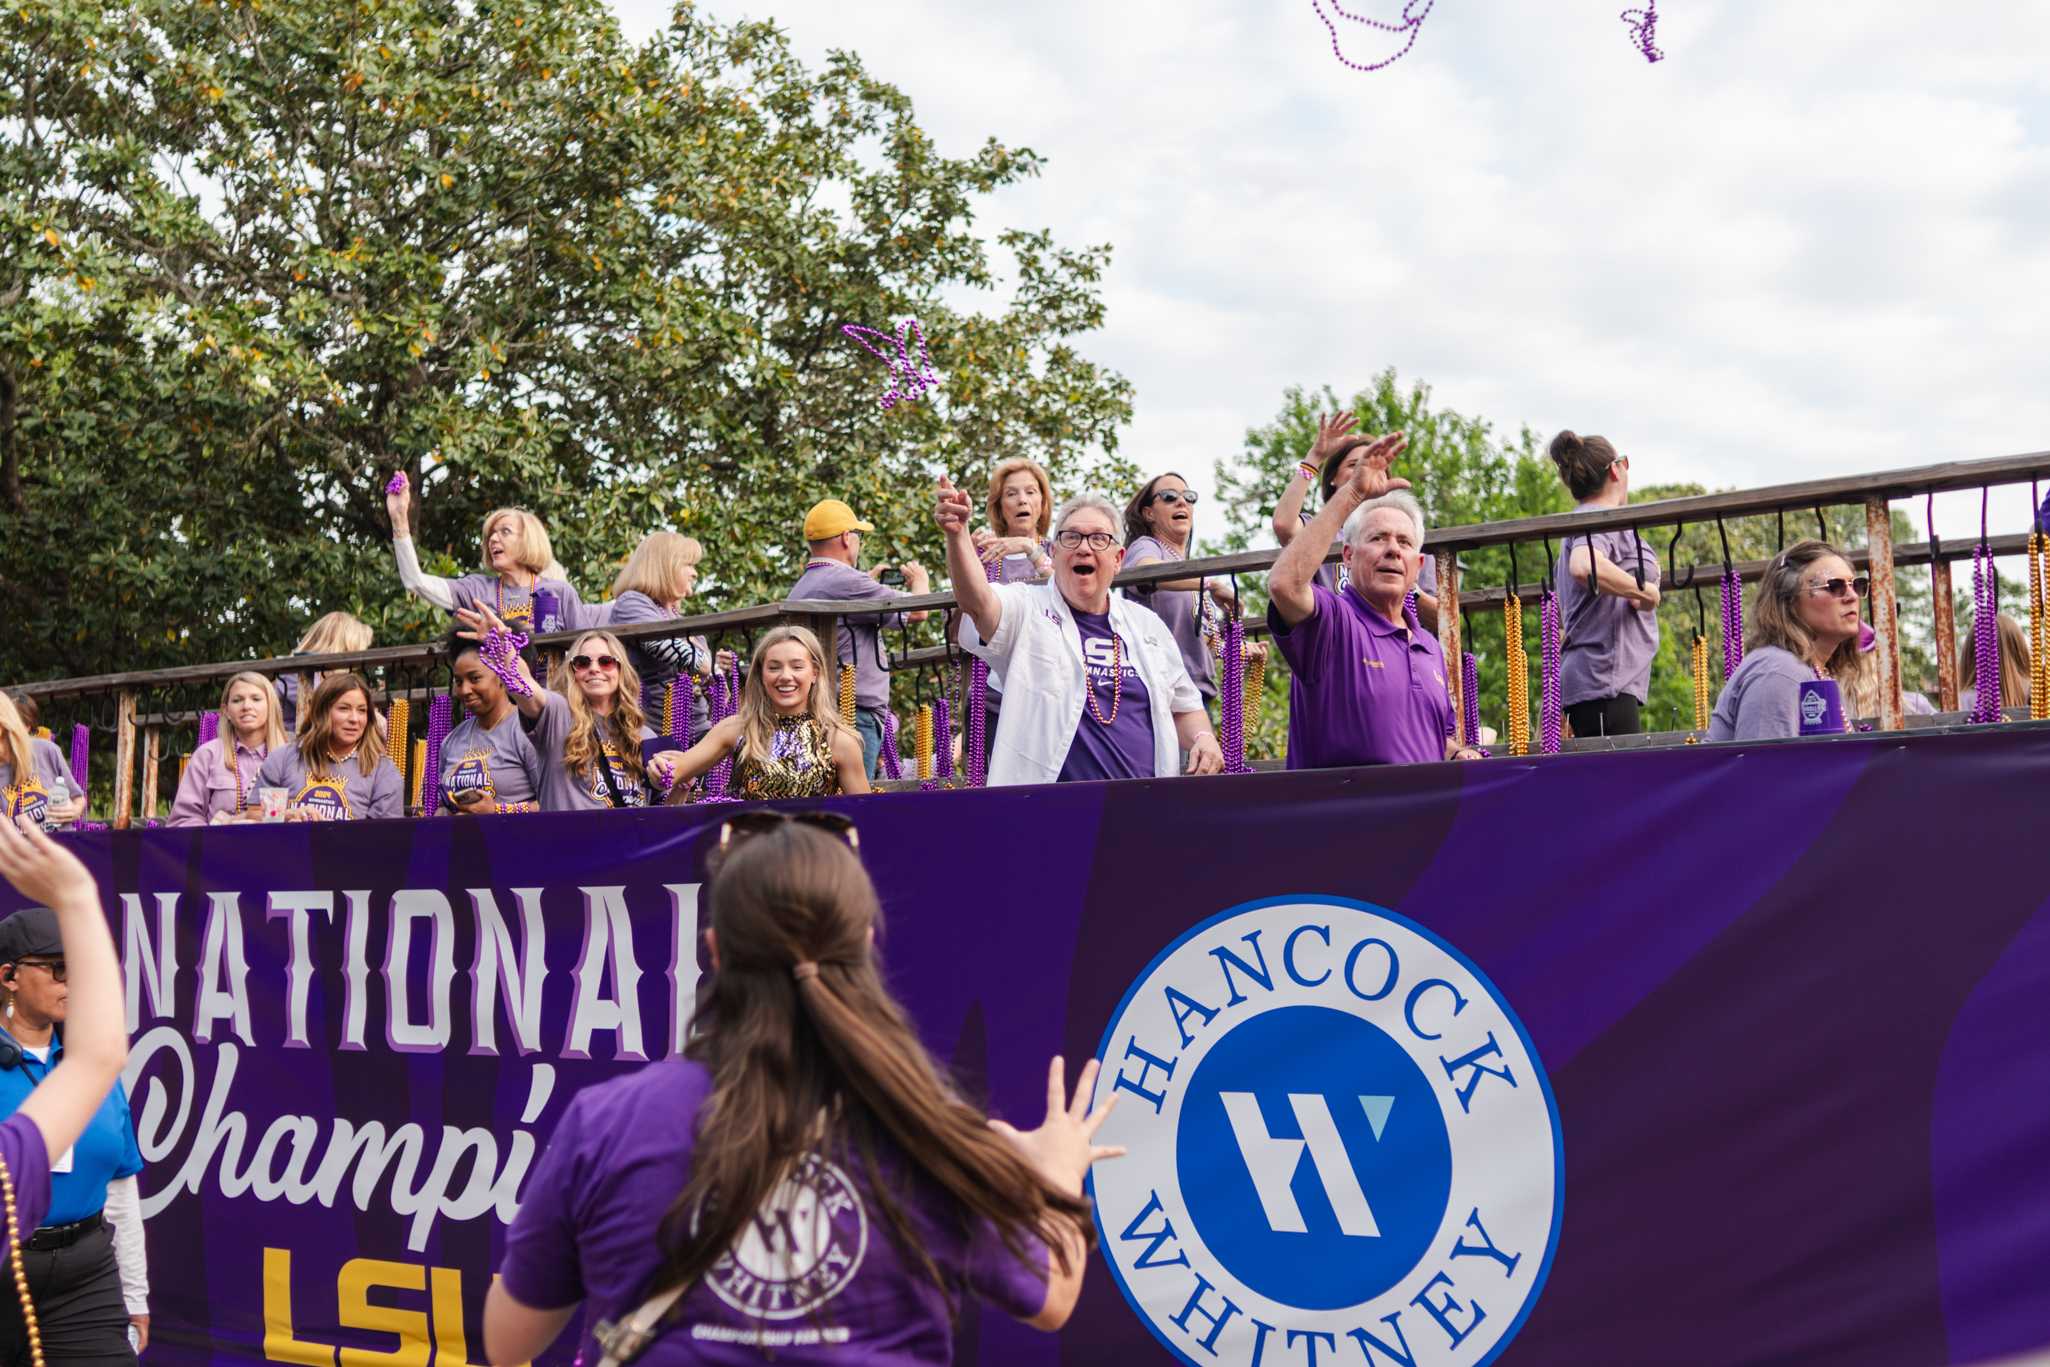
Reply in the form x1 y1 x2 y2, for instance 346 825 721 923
1271 431 1409 626
658 718 745 803
938 477 1002 642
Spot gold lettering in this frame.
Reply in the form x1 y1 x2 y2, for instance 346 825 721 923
336 1258 430 1367
262 1248 338 1367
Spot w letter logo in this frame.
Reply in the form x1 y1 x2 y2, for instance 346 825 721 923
1220 1093 1394 1237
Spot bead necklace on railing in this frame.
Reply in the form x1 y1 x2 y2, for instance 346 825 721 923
931 694 954 790
1220 614 1252 774
879 708 904 781
422 696 453 814
914 704 935 787
1971 544 2001 725
69 724 89 789
1539 583 1563 755
387 700 412 806
964 553 1001 787
1717 519 1744 681
1504 591 1530 757
197 711 220 748
409 740 428 811
837 665 858 728
1244 646 1267 725
2029 481 2048 722
1461 649 1480 748
703 666 740 799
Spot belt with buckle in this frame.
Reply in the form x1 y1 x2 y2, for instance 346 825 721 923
24 1212 104 1252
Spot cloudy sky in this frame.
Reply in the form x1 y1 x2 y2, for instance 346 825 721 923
613 0 2050 543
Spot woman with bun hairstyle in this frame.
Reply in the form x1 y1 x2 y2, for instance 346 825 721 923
255 673 404 821
485 813 1120 1366
168 671 288 825
1548 430 1661 737
383 473 586 634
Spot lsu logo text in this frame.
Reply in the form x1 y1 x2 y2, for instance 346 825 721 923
1090 897 1562 1366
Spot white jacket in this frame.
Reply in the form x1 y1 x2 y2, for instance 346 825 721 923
961 582 1201 786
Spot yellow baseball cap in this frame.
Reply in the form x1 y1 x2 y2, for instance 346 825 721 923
803 498 875 542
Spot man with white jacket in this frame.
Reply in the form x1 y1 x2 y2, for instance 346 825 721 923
939 478 1224 786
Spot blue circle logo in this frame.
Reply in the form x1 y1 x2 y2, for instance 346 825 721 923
1091 898 1562 1367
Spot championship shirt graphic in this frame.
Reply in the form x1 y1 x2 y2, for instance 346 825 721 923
589 746 646 807
292 774 353 822
445 751 495 805
3 778 50 829
695 1152 869 1323
1090 897 1562 1366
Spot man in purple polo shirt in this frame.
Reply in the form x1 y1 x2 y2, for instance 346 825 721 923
1267 431 1483 769
786 498 931 777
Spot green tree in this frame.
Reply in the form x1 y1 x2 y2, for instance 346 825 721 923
0 0 1134 686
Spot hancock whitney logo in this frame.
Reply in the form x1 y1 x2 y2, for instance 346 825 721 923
1091 898 1562 1367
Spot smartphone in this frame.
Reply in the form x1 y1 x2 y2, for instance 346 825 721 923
878 568 906 587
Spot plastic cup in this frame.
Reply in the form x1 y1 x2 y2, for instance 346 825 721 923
259 787 291 822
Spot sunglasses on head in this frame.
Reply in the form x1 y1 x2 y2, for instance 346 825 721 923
570 654 621 672
1147 488 1200 508
717 811 860 853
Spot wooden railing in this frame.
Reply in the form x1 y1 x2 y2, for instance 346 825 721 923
16 449 2050 824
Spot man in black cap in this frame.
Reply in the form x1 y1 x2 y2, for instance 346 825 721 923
0 905 149 1362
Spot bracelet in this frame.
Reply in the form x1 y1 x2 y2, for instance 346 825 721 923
1297 462 1319 483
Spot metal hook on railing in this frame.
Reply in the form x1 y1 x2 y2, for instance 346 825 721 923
1507 540 1521 595
1815 506 1829 542
1666 524 1691 588
1775 508 1785 551
1715 516 1734 571
1541 536 1556 593
1926 490 1941 561
1693 584 1709 638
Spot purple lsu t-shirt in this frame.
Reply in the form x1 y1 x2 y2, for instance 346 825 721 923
1268 583 1453 769
1059 610 1157 783
1554 518 1661 706
446 574 588 634
499 1059 1051 1366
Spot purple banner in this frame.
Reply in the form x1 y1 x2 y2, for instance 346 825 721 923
8 727 2049 1366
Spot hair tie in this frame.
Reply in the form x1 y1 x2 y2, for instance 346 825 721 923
792 962 820 982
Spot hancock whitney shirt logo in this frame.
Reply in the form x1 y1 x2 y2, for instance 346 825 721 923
1090 898 1562 1367
689 1152 868 1346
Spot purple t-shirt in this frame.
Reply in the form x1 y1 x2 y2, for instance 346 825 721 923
1301 509 1436 599
1268 583 1453 769
1059 610 1158 782
1707 646 1814 741
527 691 657 812
446 574 587 634
254 744 404 820
499 1058 1051 1366
1555 517 1661 706
0 1115 50 1236
787 562 911 712
1124 537 1218 703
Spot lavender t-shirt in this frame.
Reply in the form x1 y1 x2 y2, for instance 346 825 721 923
0 738 81 830
446 574 587 634
1124 537 1218 703
439 712 544 811
1707 646 1815 741
1268 584 1453 769
1060 610 1158 782
786 561 911 711
499 1058 1051 1366
1555 518 1661 706
528 691 656 812
254 744 404 820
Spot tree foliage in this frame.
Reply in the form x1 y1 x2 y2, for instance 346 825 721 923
1 0 1134 682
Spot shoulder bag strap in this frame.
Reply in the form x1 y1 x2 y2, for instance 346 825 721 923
592 1278 694 1367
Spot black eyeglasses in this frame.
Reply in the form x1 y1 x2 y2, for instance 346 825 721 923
1802 577 1869 600
1053 529 1119 551
1148 489 1200 507
12 959 65 983
717 811 860 853
570 654 621 672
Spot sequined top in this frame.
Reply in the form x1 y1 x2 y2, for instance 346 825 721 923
731 715 841 800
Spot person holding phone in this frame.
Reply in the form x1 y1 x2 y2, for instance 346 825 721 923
0 816 138 1366
439 636 546 815
786 500 933 779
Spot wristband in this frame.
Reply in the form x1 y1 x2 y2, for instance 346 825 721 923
1296 462 1319 483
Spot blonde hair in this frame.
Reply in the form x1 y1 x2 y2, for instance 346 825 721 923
552 630 649 788
482 508 559 580
0 692 34 784
216 671 288 775
1747 540 1870 707
985 459 1054 539
611 532 704 603
734 625 851 762
1960 611 2031 712
294 610 374 657
296 673 387 778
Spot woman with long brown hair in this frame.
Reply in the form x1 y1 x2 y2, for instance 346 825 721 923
485 814 1120 1365
1709 539 1874 740
255 673 403 820
456 608 680 810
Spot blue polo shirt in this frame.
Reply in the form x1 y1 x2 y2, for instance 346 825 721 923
0 1031 142 1226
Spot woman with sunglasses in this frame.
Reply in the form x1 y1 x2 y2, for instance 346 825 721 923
1710 539 1873 740
456 609 681 811
1272 411 1440 629
384 473 586 635
1121 473 1261 711
485 813 1121 1365
1548 430 1661 738
0 817 139 1365
256 673 403 820
658 626 870 802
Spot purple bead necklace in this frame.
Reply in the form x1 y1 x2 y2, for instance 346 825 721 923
879 709 904 781
197 711 220 749
1719 566 1744 681
1220 614 1252 775
69 724 89 788
1539 587 1563 755
1461 650 1480 748
1309 0 1435 73
422 695 453 814
1971 540 2001 723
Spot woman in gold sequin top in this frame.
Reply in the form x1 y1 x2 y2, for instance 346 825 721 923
662 626 870 802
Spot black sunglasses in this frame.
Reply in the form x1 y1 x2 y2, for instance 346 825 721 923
717 811 860 853
11 958 65 983
570 654 621 672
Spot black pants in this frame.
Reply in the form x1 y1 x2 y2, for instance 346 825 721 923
0 1222 135 1367
1565 695 1642 738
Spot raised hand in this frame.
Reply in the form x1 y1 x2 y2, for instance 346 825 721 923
1310 410 1366 469
1345 431 1411 503
935 475 975 538
989 1056 1125 1199
384 470 413 537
